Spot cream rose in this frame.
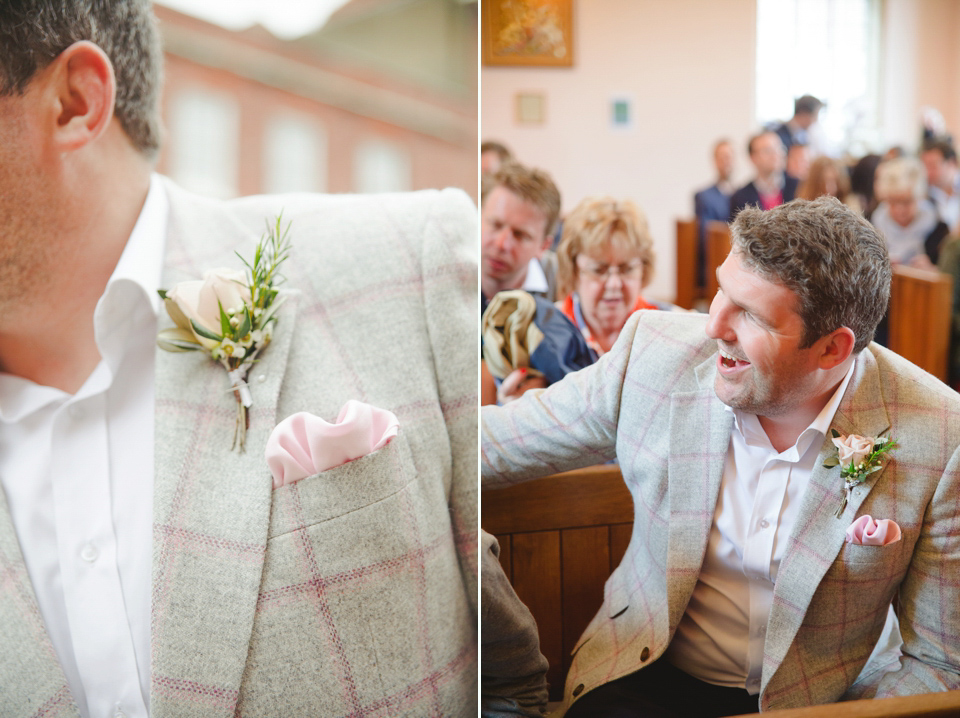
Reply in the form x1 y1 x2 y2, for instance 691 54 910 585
165 269 252 350
832 434 875 469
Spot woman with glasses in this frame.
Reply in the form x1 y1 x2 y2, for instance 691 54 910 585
556 197 659 356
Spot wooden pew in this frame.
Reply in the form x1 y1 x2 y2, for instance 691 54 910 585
705 219 732 300
888 265 953 383
675 218 699 309
482 465 632 702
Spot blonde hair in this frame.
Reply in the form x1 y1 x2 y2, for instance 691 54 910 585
556 197 655 298
874 157 927 201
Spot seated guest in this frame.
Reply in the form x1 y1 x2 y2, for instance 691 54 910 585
483 197 960 716
556 197 658 356
921 139 960 234
870 157 949 268
772 94 823 153
797 156 853 207
851 153 883 217
482 162 562 313
729 131 798 220
785 142 811 183
694 140 735 287
482 140 514 178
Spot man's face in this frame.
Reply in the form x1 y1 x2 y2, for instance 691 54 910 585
786 145 810 181
481 186 550 294
922 149 958 191
0 88 51 309
750 133 784 178
705 251 825 420
714 143 734 182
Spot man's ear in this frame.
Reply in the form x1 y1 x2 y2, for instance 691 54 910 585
45 41 116 152
818 326 856 369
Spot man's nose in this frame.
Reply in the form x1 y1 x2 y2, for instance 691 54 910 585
493 227 514 250
705 293 735 342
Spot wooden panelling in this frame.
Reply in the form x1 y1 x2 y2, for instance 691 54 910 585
510 530 564 698
560 527 611 685
705 220 731 300
676 218 699 309
888 265 953 382
483 466 633 702
482 465 632 535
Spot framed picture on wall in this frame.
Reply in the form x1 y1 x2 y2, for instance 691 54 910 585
482 0 574 67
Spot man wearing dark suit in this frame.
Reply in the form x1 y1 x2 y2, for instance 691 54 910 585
772 94 823 153
729 131 799 220
693 139 736 286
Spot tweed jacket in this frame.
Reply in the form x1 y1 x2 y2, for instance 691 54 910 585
0 179 479 717
481 310 960 714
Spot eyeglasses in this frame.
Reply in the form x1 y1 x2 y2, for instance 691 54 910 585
577 259 643 282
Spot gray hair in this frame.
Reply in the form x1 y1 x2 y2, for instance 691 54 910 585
874 157 927 201
0 0 162 157
731 197 891 354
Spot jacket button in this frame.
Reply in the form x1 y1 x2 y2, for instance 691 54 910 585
640 646 650 661
573 684 585 697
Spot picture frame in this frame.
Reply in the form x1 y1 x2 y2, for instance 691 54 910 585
482 0 574 67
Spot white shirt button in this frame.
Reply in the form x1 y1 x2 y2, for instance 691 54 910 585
759 519 770 529
80 544 99 562
257 374 267 383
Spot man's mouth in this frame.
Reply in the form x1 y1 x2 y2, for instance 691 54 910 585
719 347 750 370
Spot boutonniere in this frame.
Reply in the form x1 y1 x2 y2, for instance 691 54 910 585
822 429 896 518
156 216 292 451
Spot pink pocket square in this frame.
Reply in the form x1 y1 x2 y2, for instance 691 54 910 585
845 515 902 546
266 400 399 489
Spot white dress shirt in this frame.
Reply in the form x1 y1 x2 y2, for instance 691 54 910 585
666 363 855 694
0 176 167 718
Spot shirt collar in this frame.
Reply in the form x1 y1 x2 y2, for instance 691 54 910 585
521 257 549 294
727 360 856 460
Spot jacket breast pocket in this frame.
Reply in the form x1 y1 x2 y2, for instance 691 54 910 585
267 432 413 539
243 433 474 713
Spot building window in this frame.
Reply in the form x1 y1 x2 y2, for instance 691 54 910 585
756 0 880 155
354 139 412 193
169 88 240 198
263 113 327 194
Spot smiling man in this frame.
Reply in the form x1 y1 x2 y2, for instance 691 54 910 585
482 196 960 717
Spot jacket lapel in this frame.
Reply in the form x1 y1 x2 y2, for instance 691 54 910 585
150 184 299 717
761 352 891 693
0 489 82 717
664 355 734 629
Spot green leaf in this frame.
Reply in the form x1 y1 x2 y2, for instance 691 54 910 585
258 294 287 327
236 308 251 339
157 327 202 352
157 288 168 300
865 465 884 475
822 457 841 468
831 428 841 438
190 318 222 342
218 300 232 337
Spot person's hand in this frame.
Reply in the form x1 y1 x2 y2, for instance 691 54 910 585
497 368 548 404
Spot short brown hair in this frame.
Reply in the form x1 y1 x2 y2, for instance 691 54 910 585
731 197 891 354
0 0 162 157
556 197 655 298
482 161 562 237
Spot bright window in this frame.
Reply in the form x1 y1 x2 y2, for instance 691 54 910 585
264 113 327 194
755 0 880 156
353 139 412 193
169 88 240 198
